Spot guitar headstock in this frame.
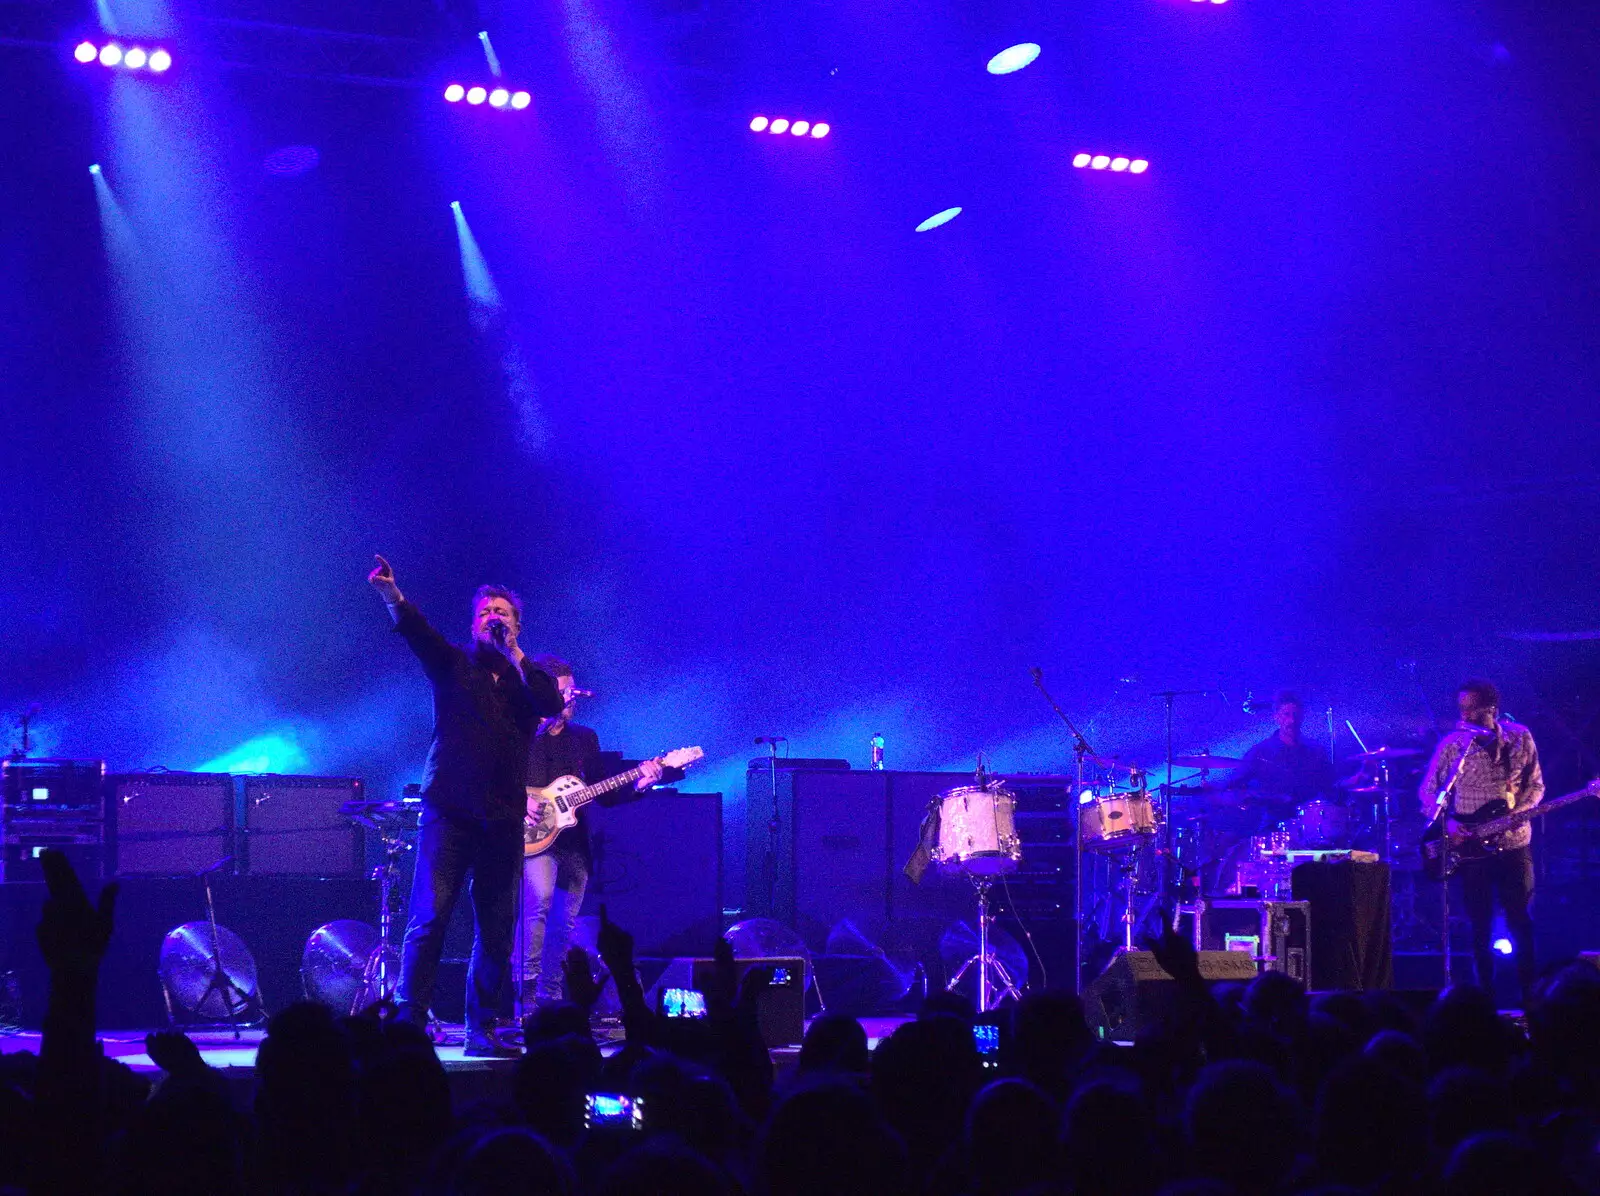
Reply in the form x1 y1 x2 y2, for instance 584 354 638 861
660 746 705 771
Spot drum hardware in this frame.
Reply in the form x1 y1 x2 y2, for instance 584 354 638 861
944 876 1023 1013
1078 789 1160 850
158 856 262 1035
312 797 421 1022
1346 746 1423 762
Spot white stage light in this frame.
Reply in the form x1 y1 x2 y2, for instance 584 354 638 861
99 43 122 66
986 42 1041 75
148 48 171 72
74 41 97 63
445 83 465 102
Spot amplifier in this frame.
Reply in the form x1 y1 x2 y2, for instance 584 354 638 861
1 835 105 882
242 776 364 876
3 759 105 813
108 772 234 876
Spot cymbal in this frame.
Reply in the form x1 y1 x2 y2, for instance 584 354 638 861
1338 774 1403 791
1346 746 1422 762
1171 753 1241 769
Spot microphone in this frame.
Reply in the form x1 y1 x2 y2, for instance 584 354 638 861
196 856 234 877
489 620 509 646
754 736 788 745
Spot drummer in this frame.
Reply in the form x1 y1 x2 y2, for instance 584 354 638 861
1222 690 1336 824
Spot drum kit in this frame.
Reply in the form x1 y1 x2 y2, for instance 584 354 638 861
925 725 1431 1002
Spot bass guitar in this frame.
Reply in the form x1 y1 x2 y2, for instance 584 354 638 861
1419 778 1599 880
524 746 704 858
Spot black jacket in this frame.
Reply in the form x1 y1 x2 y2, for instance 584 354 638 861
393 600 564 820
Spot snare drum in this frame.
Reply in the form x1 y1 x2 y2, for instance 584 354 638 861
1289 800 1350 848
1079 790 1160 850
931 785 1021 875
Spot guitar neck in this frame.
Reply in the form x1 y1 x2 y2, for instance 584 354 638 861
567 766 646 811
1475 785 1593 839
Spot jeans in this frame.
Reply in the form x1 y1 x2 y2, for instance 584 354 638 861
520 849 589 1005
1458 845 1535 997
396 807 523 1037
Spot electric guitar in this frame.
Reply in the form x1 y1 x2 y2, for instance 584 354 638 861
1420 778 1600 880
524 746 704 857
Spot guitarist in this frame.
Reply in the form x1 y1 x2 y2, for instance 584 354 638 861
1418 678 1544 1001
519 656 665 1009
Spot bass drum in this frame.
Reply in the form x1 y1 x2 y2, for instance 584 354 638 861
931 784 1021 876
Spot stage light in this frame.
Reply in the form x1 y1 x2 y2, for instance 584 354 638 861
1090 154 1110 169
791 120 810 136
445 83 465 102
1493 937 1514 955
466 86 487 105
88 163 101 175
915 206 962 233
750 115 769 132
811 123 830 138
99 43 122 66
489 87 509 108
1072 152 1091 167
124 46 147 69
1129 159 1149 173
986 42 1041 75
1110 157 1129 171
510 91 531 109
770 118 790 134
74 40 97 63
148 49 171 72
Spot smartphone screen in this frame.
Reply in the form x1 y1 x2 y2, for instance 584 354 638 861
585 1093 646 1130
973 1023 1000 1067
662 987 707 1018
769 966 793 987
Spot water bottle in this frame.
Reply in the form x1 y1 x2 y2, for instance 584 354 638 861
870 734 885 771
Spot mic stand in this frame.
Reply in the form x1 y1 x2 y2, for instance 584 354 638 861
767 740 781 920
1152 690 1214 909
194 864 253 1040
1430 738 1477 988
1031 668 1097 994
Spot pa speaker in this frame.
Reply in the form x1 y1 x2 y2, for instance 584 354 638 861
1084 948 1259 1043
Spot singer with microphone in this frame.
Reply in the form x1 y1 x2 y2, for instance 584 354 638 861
367 555 564 1055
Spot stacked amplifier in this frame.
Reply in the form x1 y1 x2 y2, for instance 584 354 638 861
1 759 107 881
0 763 365 880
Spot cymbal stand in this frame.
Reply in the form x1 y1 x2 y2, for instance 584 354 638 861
1030 668 1096 993
359 832 407 1009
945 876 1021 1013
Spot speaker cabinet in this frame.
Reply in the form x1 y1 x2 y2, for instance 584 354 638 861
242 776 363 875
585 790 722 956
109 772 234 876
1085 948 1260 1043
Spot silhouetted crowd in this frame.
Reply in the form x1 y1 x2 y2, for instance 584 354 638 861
4 847 1600 1195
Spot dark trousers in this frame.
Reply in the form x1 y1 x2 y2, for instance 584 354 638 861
1457 846 1535 997
396 807 523 1035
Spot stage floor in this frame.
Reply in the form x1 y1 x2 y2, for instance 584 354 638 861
0 1017 911 1082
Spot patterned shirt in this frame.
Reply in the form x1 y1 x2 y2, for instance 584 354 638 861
1418 719 1544 851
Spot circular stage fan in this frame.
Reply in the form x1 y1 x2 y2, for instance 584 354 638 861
301 920 396 1014
158 921 260 1021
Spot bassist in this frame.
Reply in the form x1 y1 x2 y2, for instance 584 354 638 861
520 657 664 1009
1418 678 1544 1002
